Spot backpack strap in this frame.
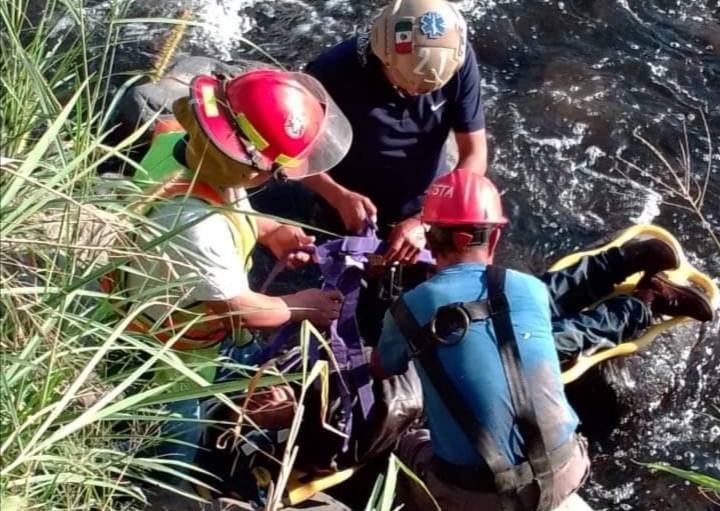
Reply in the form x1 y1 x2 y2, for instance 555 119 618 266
389 298 490 355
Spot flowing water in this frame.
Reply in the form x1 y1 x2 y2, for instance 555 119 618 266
69 0 720 508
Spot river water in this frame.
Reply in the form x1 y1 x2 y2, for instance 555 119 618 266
77 0 720 509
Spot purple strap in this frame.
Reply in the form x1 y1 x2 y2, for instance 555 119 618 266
257 227 434 450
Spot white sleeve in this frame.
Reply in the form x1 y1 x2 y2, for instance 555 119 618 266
149 198 249 301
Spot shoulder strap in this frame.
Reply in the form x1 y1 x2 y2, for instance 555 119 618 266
486 265 555 511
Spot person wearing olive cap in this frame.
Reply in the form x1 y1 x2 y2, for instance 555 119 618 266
109 69 352 470
371 168 713 510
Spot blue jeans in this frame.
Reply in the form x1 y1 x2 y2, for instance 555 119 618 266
541 247 651 361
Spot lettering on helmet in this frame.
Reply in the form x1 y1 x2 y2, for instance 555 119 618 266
419 12 445 39
429 183 453 198
284 112 307 139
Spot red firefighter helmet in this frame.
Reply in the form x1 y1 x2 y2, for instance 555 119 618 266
421 167 508 225
189 69 352 179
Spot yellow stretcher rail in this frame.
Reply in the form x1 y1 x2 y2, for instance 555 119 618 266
555 224 719 384
284 467 358 506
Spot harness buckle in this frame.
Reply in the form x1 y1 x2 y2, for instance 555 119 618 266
378 262 404 301
428 303 471 346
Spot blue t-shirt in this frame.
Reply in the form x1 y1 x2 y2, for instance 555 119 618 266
377 263 579 467
307 36 485 226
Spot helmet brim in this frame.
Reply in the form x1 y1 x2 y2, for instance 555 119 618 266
284 73 353 178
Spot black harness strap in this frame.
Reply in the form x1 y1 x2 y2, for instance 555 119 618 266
486 265 555 511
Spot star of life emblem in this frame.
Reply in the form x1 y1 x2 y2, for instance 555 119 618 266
284 112 307 139
419 11 446 39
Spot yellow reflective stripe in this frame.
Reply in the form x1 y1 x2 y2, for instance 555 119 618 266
275 153 302 168
236 113 269 150
201 85 219 117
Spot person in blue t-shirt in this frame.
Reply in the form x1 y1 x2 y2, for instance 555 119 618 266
372 168 714 510
301 0 486 264
373 168 589 510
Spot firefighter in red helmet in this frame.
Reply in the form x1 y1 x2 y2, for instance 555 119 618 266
112 69 352 474
372 168 712 511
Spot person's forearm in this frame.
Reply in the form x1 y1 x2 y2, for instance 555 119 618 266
455 128 488 175
456 150 487 175
302 173 348 205
255 217 281 241
208 291 307 329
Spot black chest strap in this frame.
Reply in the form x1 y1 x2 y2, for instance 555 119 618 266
389 265 556 511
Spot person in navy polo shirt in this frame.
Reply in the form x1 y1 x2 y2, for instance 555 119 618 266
302 0 486 264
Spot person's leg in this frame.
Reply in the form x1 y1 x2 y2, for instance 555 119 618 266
552 271 714 361
154 397 203 475
394 429 437 511
541 239 679 317
552 295 652 361
547 435 591 508
540 248 625 318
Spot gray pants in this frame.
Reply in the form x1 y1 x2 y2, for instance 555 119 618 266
395 430 591 511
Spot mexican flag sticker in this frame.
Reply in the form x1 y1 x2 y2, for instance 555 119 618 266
394 20 413 53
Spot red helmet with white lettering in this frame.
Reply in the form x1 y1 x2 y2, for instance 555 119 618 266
421 167 508 225
189 69 352 179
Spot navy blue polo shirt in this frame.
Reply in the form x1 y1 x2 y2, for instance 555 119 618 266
307 37 485 226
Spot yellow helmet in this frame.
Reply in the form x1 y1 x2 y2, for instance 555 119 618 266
371 0 467 95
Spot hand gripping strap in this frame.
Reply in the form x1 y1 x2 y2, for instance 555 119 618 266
257 228 434 453
486 265 555 511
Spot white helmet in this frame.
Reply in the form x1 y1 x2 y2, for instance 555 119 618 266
371 0 467 95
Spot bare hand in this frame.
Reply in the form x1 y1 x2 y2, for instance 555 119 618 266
263 225 316 269
331 190 377 234
289 288 345 327
383 217 426 264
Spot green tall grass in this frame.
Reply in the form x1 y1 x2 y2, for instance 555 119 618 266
1 1 306 510
0 2 406 510
1 2 245 508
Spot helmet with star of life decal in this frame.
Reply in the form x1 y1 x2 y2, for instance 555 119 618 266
370 0 467 95
189 69 352 179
